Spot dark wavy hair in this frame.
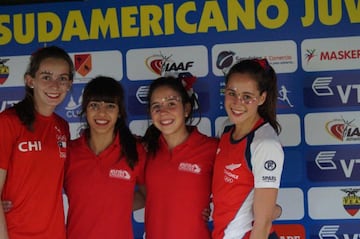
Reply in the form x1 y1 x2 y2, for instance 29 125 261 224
13 46 74 131
80 76 138 169
142 76 199 156
225 58 281 134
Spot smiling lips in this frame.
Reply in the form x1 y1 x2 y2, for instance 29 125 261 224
160 119 174 126
95 119 109 125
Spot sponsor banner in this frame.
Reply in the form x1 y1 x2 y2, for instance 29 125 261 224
68 122 85 140
277 114 301 147
129 117 212 137
214 114 301 147
56 83 85 123
308 186 360 219
303 72 360 108
126 45 208 80
281 149 303 185
72 50 123 82
301 36 360 72
307 147 360 182
0 55 30 87
304 111 360 145
0 87 24 112
212 40 298 76
0 50 123 87
273 224 306 239
310 223 360 239
277 75 297 110
277 188 304 220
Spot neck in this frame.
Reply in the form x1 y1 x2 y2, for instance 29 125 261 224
163 127 190 150
88 131 115 155
232 115 261 140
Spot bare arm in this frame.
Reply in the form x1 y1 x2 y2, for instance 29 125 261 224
0 169 9 239
250 188 278 239
133 185 146 211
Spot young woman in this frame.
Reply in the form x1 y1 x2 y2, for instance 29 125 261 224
64 76 145 239
212 58 284 239
0 46 74 239
140 76 218 239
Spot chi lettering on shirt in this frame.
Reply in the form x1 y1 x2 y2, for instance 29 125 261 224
212 120 284 239
64 133 146 239
144 127 218 239
0 108 69 239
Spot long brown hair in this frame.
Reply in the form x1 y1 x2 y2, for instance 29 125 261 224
226 58 281 134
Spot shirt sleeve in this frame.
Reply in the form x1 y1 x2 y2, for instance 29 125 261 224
0 111 20 170
251 138 284 188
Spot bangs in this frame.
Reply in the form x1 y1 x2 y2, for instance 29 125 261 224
88 94 118 104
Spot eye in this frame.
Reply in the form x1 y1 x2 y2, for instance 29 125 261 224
226 90 236 97
150 104 161 113
242 95 252 101
42 75 51 81
59 76 70 82
167 100 178 108
106 103 117 110
88 102 99 110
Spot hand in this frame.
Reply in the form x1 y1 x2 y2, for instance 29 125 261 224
2 200 13 213
202 207 211 222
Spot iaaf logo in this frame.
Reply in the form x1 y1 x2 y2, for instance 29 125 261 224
145 52 194 76
318 225 360 239
341 188 360 216
325 117 360 142
315 151 360 178
312 77 360 104
0 58 10 85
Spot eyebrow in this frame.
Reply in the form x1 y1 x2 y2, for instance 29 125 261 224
226 88 256 94
39 71 53 75
39 71 70 76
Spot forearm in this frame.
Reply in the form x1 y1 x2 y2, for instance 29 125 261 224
249 218 272 239
0 169 9 239
251 188 278 239
0 211 9 239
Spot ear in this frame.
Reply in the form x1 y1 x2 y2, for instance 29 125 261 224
258 91 267 106
24 74 34 88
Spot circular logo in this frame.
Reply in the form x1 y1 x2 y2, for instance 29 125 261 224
264 160 276 171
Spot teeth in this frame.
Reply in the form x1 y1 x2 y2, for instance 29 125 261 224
46 93 60 98
232 109 243 115
95 120 108 125
161 119 173 125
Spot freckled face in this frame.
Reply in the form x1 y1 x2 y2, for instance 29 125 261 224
150 86 189 138
26 58 72 116
225 73 266 129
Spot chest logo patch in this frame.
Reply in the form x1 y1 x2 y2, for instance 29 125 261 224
178 162 201 174
225 163 242 171
109 169 131 180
